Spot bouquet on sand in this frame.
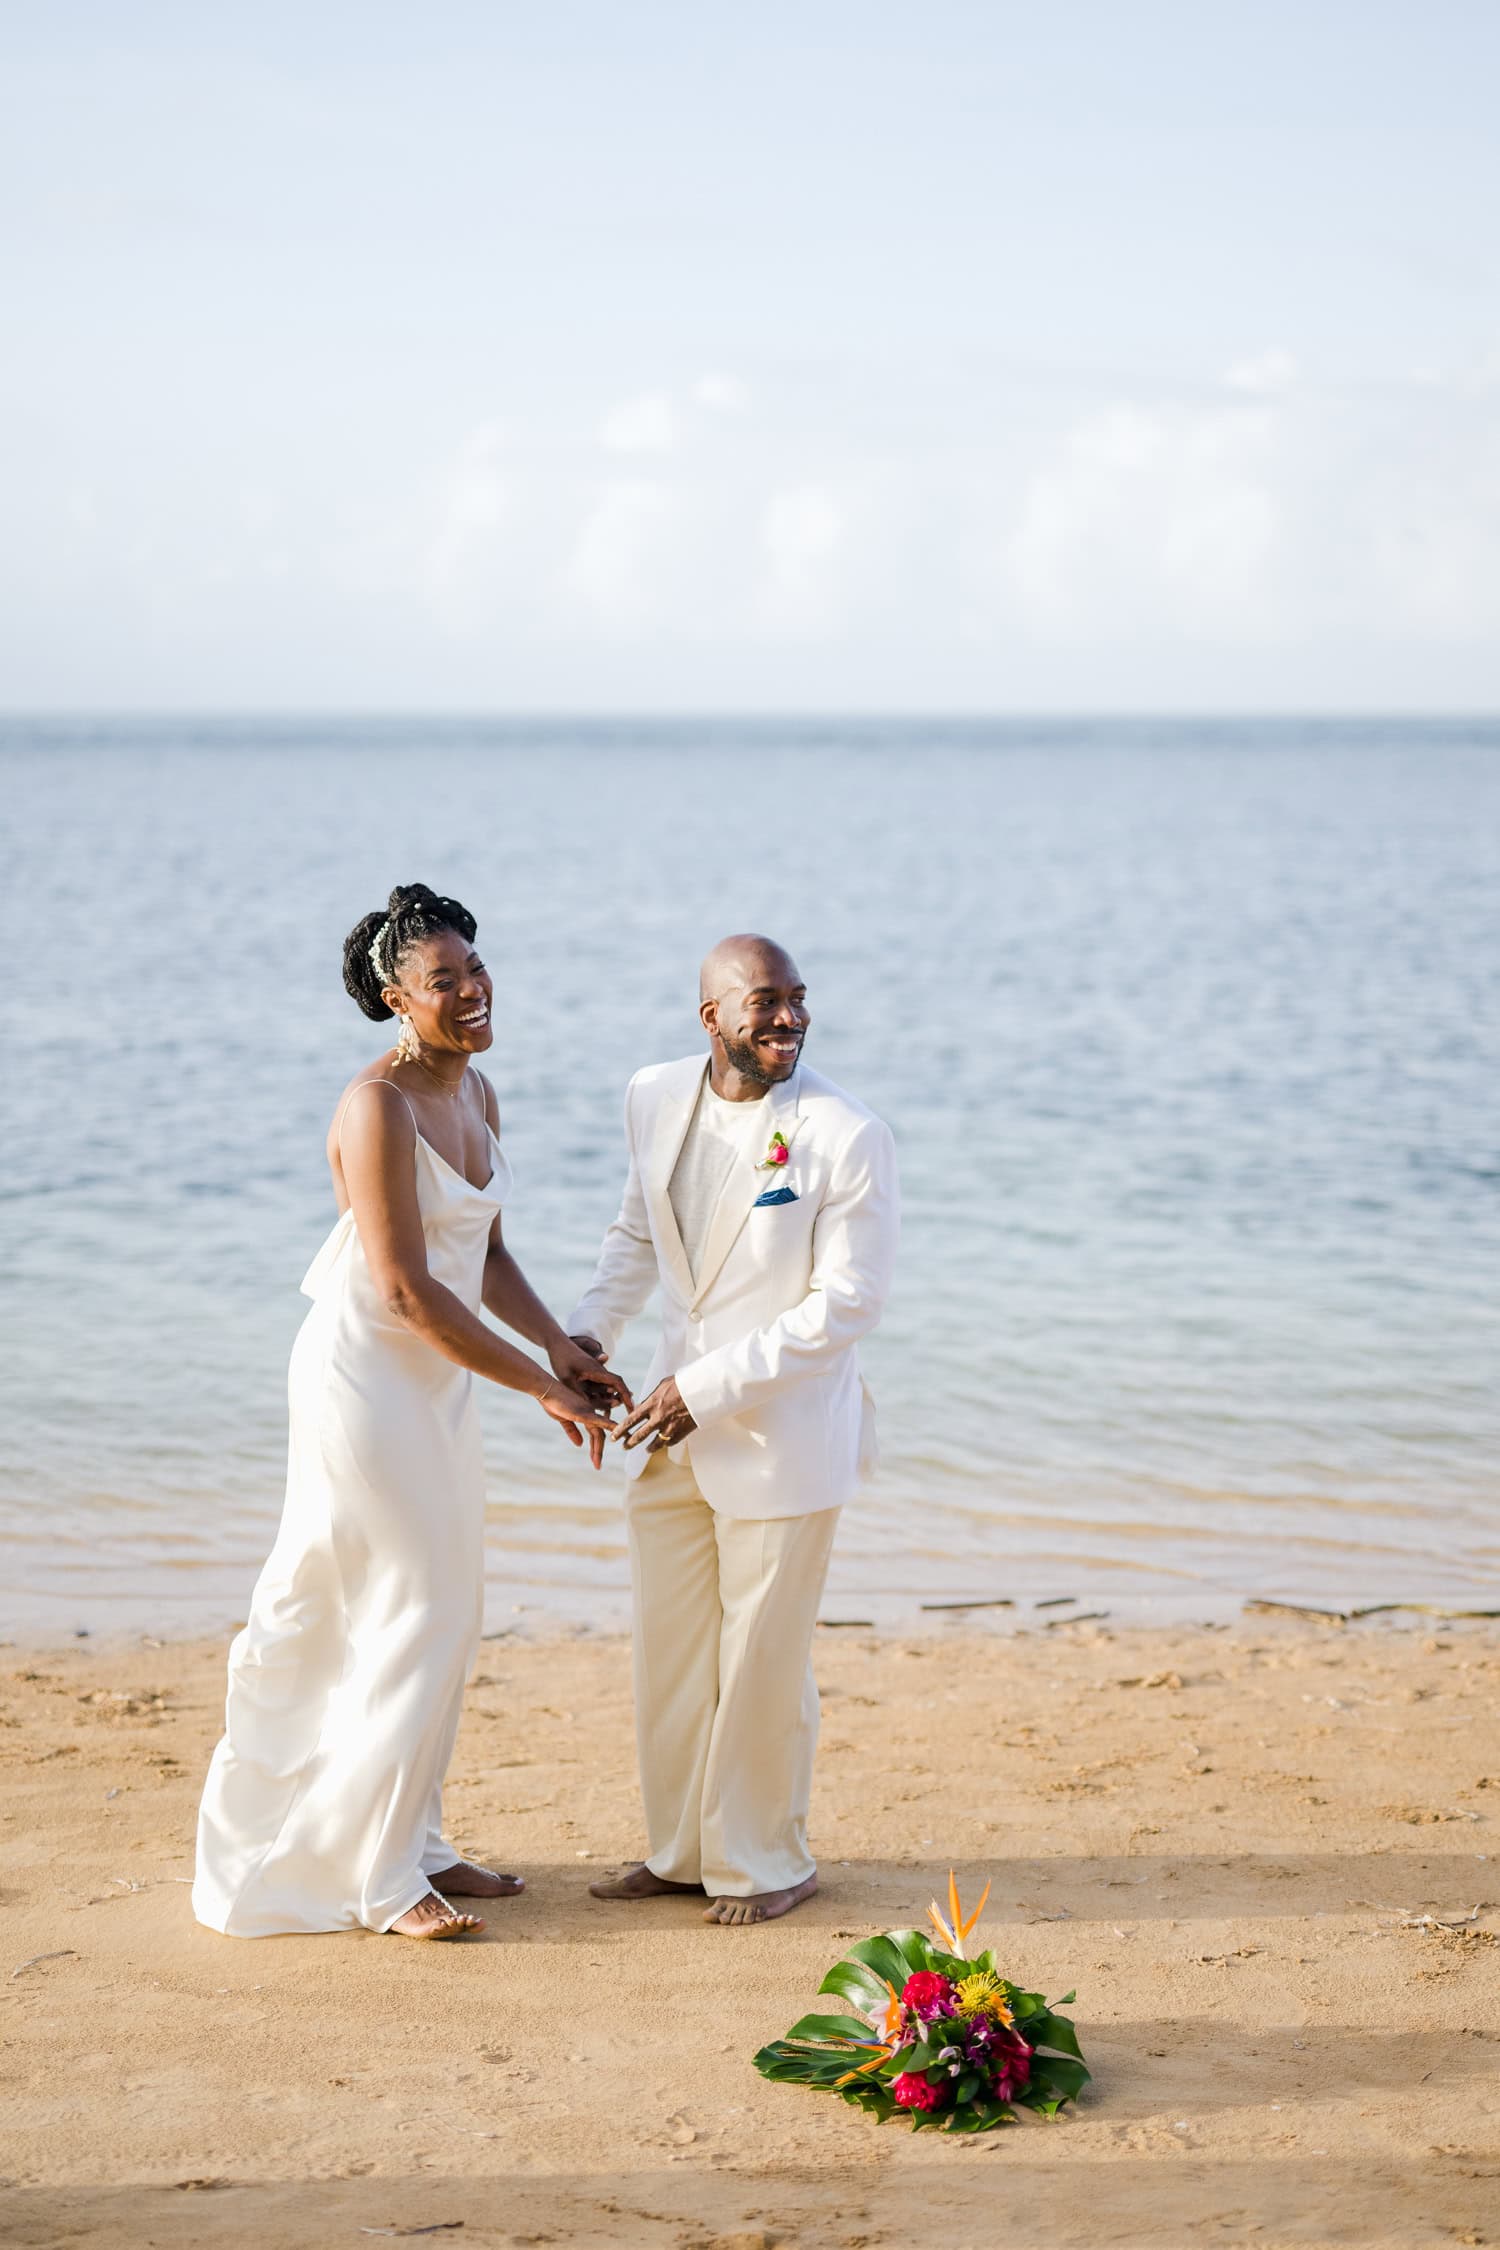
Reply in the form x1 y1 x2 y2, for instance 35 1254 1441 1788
753 1875 1089 2135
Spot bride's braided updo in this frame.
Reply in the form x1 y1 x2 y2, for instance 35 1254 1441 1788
342 883 480 1022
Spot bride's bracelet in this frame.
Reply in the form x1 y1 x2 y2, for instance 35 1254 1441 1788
534 1375 559 1406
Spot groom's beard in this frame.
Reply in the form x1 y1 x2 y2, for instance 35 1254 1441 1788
720 1031 802 1087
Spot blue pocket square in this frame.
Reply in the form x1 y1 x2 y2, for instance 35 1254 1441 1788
753 1184 799 1207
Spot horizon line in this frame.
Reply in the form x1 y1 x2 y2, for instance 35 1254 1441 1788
3 707 1500 726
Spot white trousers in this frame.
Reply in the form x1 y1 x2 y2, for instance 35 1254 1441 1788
626 1451 840 1898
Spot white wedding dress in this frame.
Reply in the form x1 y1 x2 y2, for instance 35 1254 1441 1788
193 1086 511 1937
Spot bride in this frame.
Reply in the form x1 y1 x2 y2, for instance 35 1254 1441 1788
193 883 627 1941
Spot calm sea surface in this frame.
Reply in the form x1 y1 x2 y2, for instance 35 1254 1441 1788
2 717 1497 1638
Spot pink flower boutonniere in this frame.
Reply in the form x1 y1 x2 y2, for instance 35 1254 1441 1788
757 1130 791 1172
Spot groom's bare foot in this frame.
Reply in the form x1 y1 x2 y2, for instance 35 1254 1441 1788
390 1891 485 1939
431 1860 524 1898
588 1861 704 1901
704 1873 818 1926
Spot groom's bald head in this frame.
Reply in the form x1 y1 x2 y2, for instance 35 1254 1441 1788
699 934 809 1091
699 933 798 1006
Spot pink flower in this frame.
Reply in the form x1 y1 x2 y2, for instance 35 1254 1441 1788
900 1971 956 2021
758 1131 792 1172
891 2072 944 2112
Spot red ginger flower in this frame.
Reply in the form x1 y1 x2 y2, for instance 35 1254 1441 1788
991 2033 1033 2102
891 2072 944 2112
900 1970 956 2021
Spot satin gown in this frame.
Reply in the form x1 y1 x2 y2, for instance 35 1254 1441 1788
193 1089 511 1937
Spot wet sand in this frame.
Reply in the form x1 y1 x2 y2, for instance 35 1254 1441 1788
2 1618 1498 2248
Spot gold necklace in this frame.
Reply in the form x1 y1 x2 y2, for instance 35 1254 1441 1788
397 1043 468 1100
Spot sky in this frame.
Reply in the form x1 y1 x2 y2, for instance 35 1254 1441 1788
2 1 1498 712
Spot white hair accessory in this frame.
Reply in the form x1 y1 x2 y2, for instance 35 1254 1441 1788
368 919 392 982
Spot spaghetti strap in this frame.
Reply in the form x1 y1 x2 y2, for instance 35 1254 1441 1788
336 1076 417 1148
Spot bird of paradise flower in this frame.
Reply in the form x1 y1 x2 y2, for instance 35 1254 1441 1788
928 1868 991 1961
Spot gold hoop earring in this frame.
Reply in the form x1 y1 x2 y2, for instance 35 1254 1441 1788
396 1015 420 1064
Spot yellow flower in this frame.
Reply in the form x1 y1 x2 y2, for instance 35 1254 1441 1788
953 1970 1014 2026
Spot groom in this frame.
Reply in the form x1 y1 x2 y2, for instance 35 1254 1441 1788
570 935 898 1925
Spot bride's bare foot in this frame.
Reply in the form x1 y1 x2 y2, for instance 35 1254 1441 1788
430 1860 524 1899
588 1861 704 1902
704 1873 818 1926
390 1891 485 1939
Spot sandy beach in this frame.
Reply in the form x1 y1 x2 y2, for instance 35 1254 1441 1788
2 1615 1497 2249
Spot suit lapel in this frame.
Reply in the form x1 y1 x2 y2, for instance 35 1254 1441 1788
689 1068 807 1311
644 1057 706 1303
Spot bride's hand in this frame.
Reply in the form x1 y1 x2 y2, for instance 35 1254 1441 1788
550 1335 633 1410
551 1336 632 1466
536 1377 619 1471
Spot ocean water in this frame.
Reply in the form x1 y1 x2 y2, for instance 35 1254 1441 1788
2 716 1497 1638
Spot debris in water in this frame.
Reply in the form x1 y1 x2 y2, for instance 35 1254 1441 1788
919 1598 1015 1612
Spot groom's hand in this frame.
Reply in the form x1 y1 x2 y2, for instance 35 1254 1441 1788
616 1375 696 1454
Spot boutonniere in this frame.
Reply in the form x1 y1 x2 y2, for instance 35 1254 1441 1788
757 1130 791 1172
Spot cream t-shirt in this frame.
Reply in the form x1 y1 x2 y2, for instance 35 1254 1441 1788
668 1076 768 1282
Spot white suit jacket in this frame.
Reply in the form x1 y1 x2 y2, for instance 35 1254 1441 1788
568 1056 899 1519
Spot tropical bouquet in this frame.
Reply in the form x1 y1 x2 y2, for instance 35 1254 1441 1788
753 1874 1089 2134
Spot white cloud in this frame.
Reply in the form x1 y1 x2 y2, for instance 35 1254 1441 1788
419 421 509 630
1225 349 1298 396
563 477 675 632
1362 413 1500 640
9 360 1500 705
759 484 844 632
597 391 677 454
1001 400 1281 638
694 372 750 413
